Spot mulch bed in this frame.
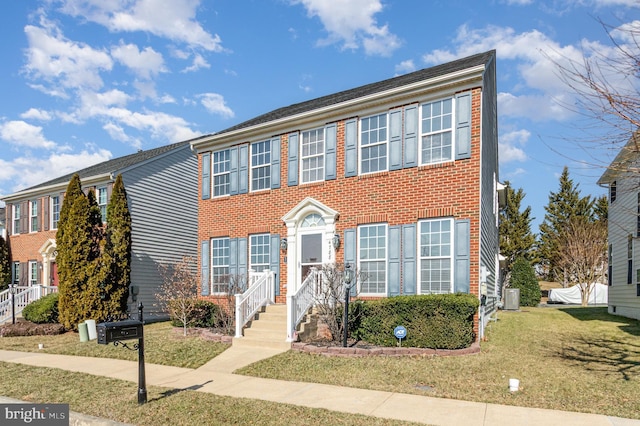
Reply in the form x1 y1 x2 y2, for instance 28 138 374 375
291 340 481 357
0 320 66 337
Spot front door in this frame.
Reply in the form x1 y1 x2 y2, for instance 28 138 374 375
300 233 323 281
51 262 58 286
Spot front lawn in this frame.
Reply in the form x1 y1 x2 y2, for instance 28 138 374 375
239 306 640 419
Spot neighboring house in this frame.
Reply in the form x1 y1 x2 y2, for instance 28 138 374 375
598 131 640 320
0 207 5 240
1 141 198 317
192 50 502 340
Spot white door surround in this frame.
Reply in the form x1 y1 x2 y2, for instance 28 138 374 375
282 197 339 295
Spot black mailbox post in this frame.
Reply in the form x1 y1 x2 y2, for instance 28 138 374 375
96 303 147 404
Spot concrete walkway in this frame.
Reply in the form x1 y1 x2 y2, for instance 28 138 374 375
1 346 639 426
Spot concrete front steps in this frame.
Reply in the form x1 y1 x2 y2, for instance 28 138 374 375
232 304 291 351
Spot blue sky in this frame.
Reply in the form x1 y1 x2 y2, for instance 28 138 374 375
0 0 638 232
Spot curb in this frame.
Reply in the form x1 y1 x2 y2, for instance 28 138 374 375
0 396 133 426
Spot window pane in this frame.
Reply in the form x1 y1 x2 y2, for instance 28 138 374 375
359 224 386 294
301 128 325 184
250 234 270 273
251 141 271 191
421 98 453 165
211 238 230 293
419 219 453 294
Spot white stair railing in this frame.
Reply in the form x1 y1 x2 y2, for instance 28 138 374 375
287 268 321 342
0 285 58 324
234 270 275 338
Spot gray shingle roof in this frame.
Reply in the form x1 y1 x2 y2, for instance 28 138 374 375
217 50 495 136
19 139 196 193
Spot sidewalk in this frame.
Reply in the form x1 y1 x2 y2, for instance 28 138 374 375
1 347 639 426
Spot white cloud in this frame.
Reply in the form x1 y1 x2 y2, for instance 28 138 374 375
181 53 210 73
198 93 234 118
23 18 113 93
101 107 201 142
58 0 225 52
111 42 167 79
395 60 416 75
291 0 401 56
0 120 57 149
20 108 52 121
499 129 530 163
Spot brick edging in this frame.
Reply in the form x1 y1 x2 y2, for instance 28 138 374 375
174 327 233 343
290 341 481 357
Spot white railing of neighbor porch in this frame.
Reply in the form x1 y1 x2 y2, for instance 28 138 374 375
0 285 58 324
287 267 321 342
234 270 275 338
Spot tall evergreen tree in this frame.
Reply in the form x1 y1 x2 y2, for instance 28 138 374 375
101 174 131 319
538 166 594 285
57 174 99 330
499 182 536 290
593 194 608 224
0 235 11 291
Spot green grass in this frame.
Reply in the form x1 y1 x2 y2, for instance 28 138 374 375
0 321 227 368
238 307 640 420
0 362 421 426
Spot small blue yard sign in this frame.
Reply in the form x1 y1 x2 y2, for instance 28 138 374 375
394 326 407 347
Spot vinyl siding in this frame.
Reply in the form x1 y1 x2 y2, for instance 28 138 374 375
121 145 198 318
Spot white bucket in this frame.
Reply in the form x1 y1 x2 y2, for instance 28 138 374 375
38 343 44 350
509 378 519 392
85 319 97 340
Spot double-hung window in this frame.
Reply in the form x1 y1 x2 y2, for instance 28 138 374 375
358 224 387 295
12 262 20 284
213 149 231 197
29 200 38 232
211 237 230 294
301 128 325 183
97 187 108 222
419 218 453 294
12 204 20 235
51 196 60 229
250 234 270 273
251 140 271 191
29 261 38 285
421 98 453 165
360 113 388 174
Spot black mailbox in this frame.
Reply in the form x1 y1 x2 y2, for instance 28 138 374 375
97 319 143 345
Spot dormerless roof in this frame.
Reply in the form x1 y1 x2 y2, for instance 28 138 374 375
8 139 201 196
215 50 495 136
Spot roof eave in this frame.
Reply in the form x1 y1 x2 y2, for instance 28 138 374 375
2 172 113 203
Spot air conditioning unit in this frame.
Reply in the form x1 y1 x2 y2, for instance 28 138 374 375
504 288 520 310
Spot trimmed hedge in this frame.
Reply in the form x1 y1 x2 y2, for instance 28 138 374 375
510 257 541 307
356 293 479 349
170 300 220 328
23 293 60 324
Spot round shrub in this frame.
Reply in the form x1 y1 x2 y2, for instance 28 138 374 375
509 257 541 307
22 293 59 324
170 299 220 328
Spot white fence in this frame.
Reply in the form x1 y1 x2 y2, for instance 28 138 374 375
286 268 322 342
0 285 58 324
234 270 275 338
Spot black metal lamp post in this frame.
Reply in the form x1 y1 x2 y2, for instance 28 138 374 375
137 302 147 405
342 263 355 348
9 283 17 324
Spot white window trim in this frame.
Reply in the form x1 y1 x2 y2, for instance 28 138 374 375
419 96 455 166
300 127 326 184
51 196 60 230
250 140 271 192
358 112 389 176
12 262 20 284
357 223 388 297
210 237 231 294
97 187 108 223
249 233 270 273
28 260 38 286
212 149 231 198
417 218 455 295
12 204 20 235
29 200 38 233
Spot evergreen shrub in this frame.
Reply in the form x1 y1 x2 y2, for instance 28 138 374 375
357 293 479 349
23 293 60 324
509 257 541 307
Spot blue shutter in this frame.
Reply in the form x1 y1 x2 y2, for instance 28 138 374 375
455 92 471 160
270 137 281 189
230 238 238 280
288 132 299 186
454 219 470 293
344 228 357 296
238 237 248 289
402 224 417 295
344 119 358 177
202 153 211 200
389 109 402 171
325 124 337 180
201 240 210 296
239 144 249 194
388 226 401 296
270 234 281 296
229 147 239 195
404 105 418 168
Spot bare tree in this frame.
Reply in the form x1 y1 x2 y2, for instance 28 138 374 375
156 256 199 336
212 273 245 335
556 218 608 306
313 263 368 343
